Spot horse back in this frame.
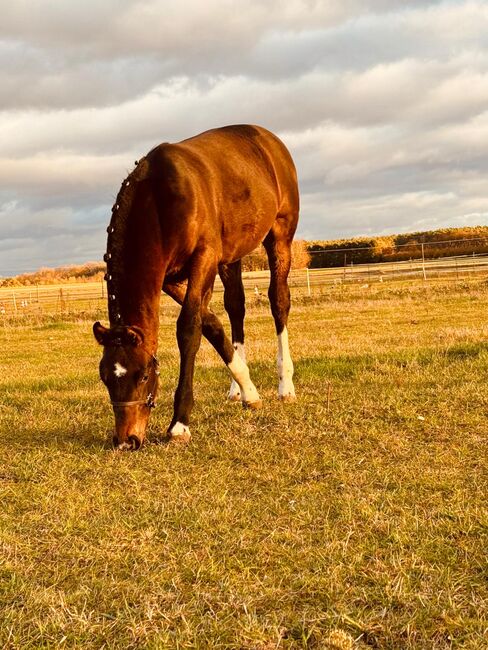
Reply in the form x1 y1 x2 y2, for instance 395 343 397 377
145 125 298 267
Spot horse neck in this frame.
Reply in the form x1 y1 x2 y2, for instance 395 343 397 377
108 185 165 352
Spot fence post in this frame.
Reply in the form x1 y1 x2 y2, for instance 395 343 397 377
12 290 17 315
306 267 311 296
421 243 427 281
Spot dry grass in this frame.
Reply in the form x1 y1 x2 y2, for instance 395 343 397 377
0 280 487 648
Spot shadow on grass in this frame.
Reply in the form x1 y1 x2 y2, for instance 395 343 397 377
2 340 488 453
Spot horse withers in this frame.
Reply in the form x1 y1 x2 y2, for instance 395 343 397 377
93 125 299 449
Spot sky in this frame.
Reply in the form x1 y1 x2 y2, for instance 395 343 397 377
1 0 488 276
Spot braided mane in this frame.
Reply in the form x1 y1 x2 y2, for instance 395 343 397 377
104 157 149 325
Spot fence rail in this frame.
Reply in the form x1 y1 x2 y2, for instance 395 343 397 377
1 252 488 316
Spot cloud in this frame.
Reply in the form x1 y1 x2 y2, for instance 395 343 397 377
1 0 467 111
0 0 487 275
0 200 105 276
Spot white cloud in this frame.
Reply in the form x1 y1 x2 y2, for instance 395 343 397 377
0 0 488 275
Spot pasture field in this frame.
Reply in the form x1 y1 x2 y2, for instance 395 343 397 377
0 280 487 648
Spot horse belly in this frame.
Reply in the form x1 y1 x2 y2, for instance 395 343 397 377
220 189 277 262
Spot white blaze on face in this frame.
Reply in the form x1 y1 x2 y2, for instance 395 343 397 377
227 345 260 404
277 326 295 399
228 343 246 401
114 362 127 378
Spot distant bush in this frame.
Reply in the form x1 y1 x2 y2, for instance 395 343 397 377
308 226 488 268
242 240 311 272
0 263 105 287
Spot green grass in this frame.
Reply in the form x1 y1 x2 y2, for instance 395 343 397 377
0 281 487 649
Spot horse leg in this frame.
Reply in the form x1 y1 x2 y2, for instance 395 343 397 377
219 260 248 402
164 276 261 437
263 222 296 402
168 250 216 442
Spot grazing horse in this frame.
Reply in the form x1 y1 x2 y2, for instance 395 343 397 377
93 125 299 449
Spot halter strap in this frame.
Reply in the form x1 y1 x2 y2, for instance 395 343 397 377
111 392 156 409
110 348 159 409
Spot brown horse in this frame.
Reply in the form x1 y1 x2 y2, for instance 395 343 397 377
93 125 299 449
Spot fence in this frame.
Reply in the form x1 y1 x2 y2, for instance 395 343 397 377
1 250 488 317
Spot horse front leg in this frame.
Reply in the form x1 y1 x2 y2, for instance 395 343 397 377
164 275 262 414
168 250 219 443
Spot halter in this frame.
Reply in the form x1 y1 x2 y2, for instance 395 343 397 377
110 347 160 410
104 167 159 411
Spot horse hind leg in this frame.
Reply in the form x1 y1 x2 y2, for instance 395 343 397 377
263 222 296 402
219 261 261 407
220 261 245 401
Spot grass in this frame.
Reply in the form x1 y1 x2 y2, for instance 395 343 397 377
0 280 487 648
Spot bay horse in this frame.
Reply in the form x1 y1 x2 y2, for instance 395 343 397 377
93 125 299 449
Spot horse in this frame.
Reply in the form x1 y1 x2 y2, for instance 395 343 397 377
93 124 299 449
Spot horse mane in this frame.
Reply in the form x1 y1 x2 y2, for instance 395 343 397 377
104 157 150 325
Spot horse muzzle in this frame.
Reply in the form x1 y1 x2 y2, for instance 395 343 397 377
112 433 143 451
111 404 150 451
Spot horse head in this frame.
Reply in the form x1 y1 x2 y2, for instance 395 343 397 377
93 322 159 450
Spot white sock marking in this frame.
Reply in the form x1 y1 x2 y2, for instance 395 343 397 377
277 326 295 399
227 348 260 404
114 362 127 378
228 343 246 400
170 421 191 437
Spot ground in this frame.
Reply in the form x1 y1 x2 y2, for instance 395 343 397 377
0 280 487 649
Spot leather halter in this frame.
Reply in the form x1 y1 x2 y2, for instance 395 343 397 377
110 347 160 409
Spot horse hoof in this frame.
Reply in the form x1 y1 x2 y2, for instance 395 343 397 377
168 422 192 444
169 431 192 444
243 399 263 410
280 394 296 403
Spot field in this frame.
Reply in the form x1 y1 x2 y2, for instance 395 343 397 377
0 280 487 648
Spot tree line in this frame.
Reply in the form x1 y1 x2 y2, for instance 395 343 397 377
308 226 488 268
2 226 488 286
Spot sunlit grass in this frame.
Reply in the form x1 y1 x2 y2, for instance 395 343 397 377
0 280 487 648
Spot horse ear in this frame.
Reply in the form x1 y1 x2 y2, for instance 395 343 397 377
125 326 144 347
93 321 109 345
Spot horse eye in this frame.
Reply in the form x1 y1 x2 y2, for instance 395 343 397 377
142 374 149 383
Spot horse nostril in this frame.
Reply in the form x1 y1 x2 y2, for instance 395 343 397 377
128 435 142 451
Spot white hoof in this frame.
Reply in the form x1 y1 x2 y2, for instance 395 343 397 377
279 377 296 402
280 393 296 403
